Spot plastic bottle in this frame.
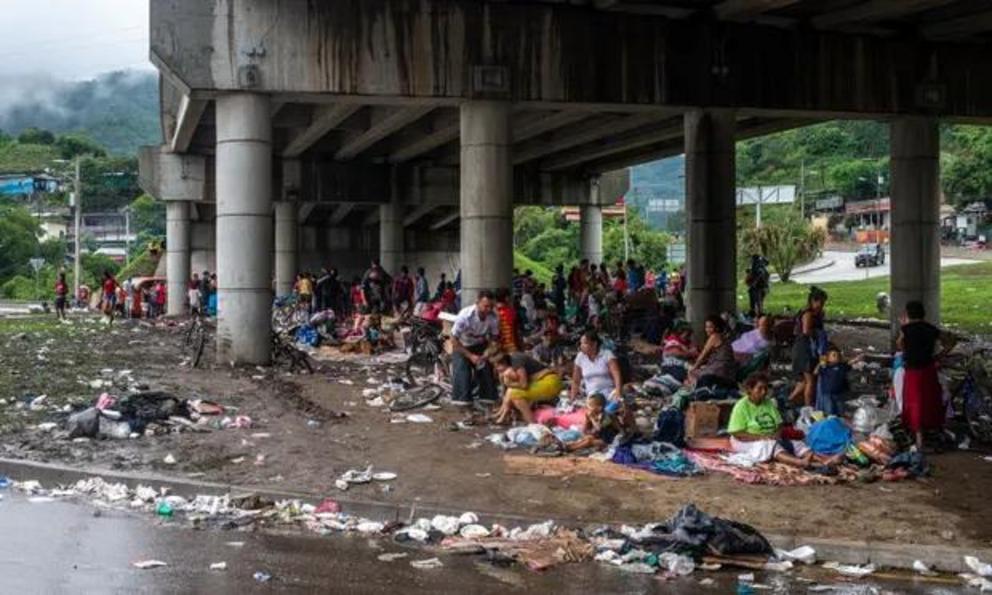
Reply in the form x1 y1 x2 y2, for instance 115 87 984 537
156 501 174 517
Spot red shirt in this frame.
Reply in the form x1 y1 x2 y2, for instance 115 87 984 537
102 278 117 296
54 281 68 296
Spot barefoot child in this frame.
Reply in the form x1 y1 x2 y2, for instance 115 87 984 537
565 393 622 452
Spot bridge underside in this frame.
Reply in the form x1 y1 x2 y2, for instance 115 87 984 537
139 0 991 362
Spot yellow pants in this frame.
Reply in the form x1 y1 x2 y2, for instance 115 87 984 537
506 373 563 403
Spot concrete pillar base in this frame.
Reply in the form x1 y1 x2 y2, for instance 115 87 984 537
165 201 191 317
215 92 273 365
684 109 737 340
890 117 941 334
460 101 513 305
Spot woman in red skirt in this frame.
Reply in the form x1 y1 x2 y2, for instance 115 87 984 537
896 300 954 451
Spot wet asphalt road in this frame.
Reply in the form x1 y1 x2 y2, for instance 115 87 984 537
0 491 963 594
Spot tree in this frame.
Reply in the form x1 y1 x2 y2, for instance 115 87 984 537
942 126 992 206
740 211 825 282
130 194 166 238
54 133 107 159
17 127 56 145
0 204 40 279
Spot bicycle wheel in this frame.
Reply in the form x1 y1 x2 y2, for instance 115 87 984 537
388 384 444 412
406 347 439 385
191 329 207 368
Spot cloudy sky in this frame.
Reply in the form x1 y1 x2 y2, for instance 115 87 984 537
0 0 150 80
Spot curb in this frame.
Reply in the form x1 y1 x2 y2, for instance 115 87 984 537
1 457 989 574
769 259 835 283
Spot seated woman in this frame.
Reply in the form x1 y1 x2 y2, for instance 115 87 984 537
728 373 844 468
688 315 738 390
728 373 812 468
570 331 623 403
492 353 563 425
732 315 773 363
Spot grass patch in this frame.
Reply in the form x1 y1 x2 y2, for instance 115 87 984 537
756 261 992 335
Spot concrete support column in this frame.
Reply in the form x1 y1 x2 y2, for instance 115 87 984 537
165 201 191 317
684 109 737 339
890 117 941 333
215 92 272 364
380 195 404 276
580 203 604 265
460 101 513 305
273 201 298 297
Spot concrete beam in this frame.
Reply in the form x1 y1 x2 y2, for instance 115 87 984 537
430 210 459 231
540 117 683 171
403 203 437 227
170 94 208 153
336 106 434 161
714 0 799 20
297 203 317 224
137 146 207 202
363 208 381 226
388 116 459 163
923 9 992 39
282 104 361 158
329 203 355 225
512 111 591 144
514 113 668 165
152 1 992 119
814 0 957 28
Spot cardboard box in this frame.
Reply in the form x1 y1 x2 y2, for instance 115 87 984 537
684 402 722 440
684 400 738 439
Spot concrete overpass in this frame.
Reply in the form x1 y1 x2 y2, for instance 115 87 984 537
138 0 992 364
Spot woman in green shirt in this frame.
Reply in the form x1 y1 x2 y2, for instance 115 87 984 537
727 373 812 468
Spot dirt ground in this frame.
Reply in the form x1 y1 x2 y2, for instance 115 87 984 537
1 314 991 550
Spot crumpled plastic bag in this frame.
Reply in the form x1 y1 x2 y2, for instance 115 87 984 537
658 552 694 576
966 555 992 577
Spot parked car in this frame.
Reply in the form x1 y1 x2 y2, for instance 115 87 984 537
854 243 886 267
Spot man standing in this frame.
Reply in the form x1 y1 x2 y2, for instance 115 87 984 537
199 270 211 314
188 274 201 316
414 267 430 316
450 290 500 406
53 272 69 321
391 266 415 316
746 255 770 317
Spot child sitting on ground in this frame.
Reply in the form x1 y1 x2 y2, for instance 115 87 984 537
728 373 842 469
815 344 863 417
565 393 623 452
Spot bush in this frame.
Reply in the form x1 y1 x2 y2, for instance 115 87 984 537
740 213 825 282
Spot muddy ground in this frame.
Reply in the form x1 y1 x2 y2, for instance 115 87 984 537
1 314 990 550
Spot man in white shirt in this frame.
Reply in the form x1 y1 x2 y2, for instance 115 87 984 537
450 290 499 405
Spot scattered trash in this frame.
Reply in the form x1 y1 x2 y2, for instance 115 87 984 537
377 553 408 562
966 555 992 577
335 467 373 491
225 542 245 548
822 561 876 578
776 545 816 565
163 454 177 465
132 560 168 569
912 560 936 576
253 571 272 583
405 413 433 423
209 562 227 571
314 498 341 514
410 558 444 570
372 472 397 481
36 422 57 432
156 501 174 518
0 476 10 489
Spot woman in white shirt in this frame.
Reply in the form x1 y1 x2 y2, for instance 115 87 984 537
570 331 623 402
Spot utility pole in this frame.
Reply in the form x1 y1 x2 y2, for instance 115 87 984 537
123 206 131 266
755 185 763 228
73 157 82 301
800 159 806 220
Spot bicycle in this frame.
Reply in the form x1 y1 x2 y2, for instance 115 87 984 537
271 327 315 374
405 318 452 386
387 383 445 412
944 350 992 444
182 311 209 368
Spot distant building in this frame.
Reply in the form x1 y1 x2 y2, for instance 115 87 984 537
0 174 60 198
844 198 890 243
66 211 138 264
37 210 70 242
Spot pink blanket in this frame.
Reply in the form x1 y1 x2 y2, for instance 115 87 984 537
533 407 586 429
